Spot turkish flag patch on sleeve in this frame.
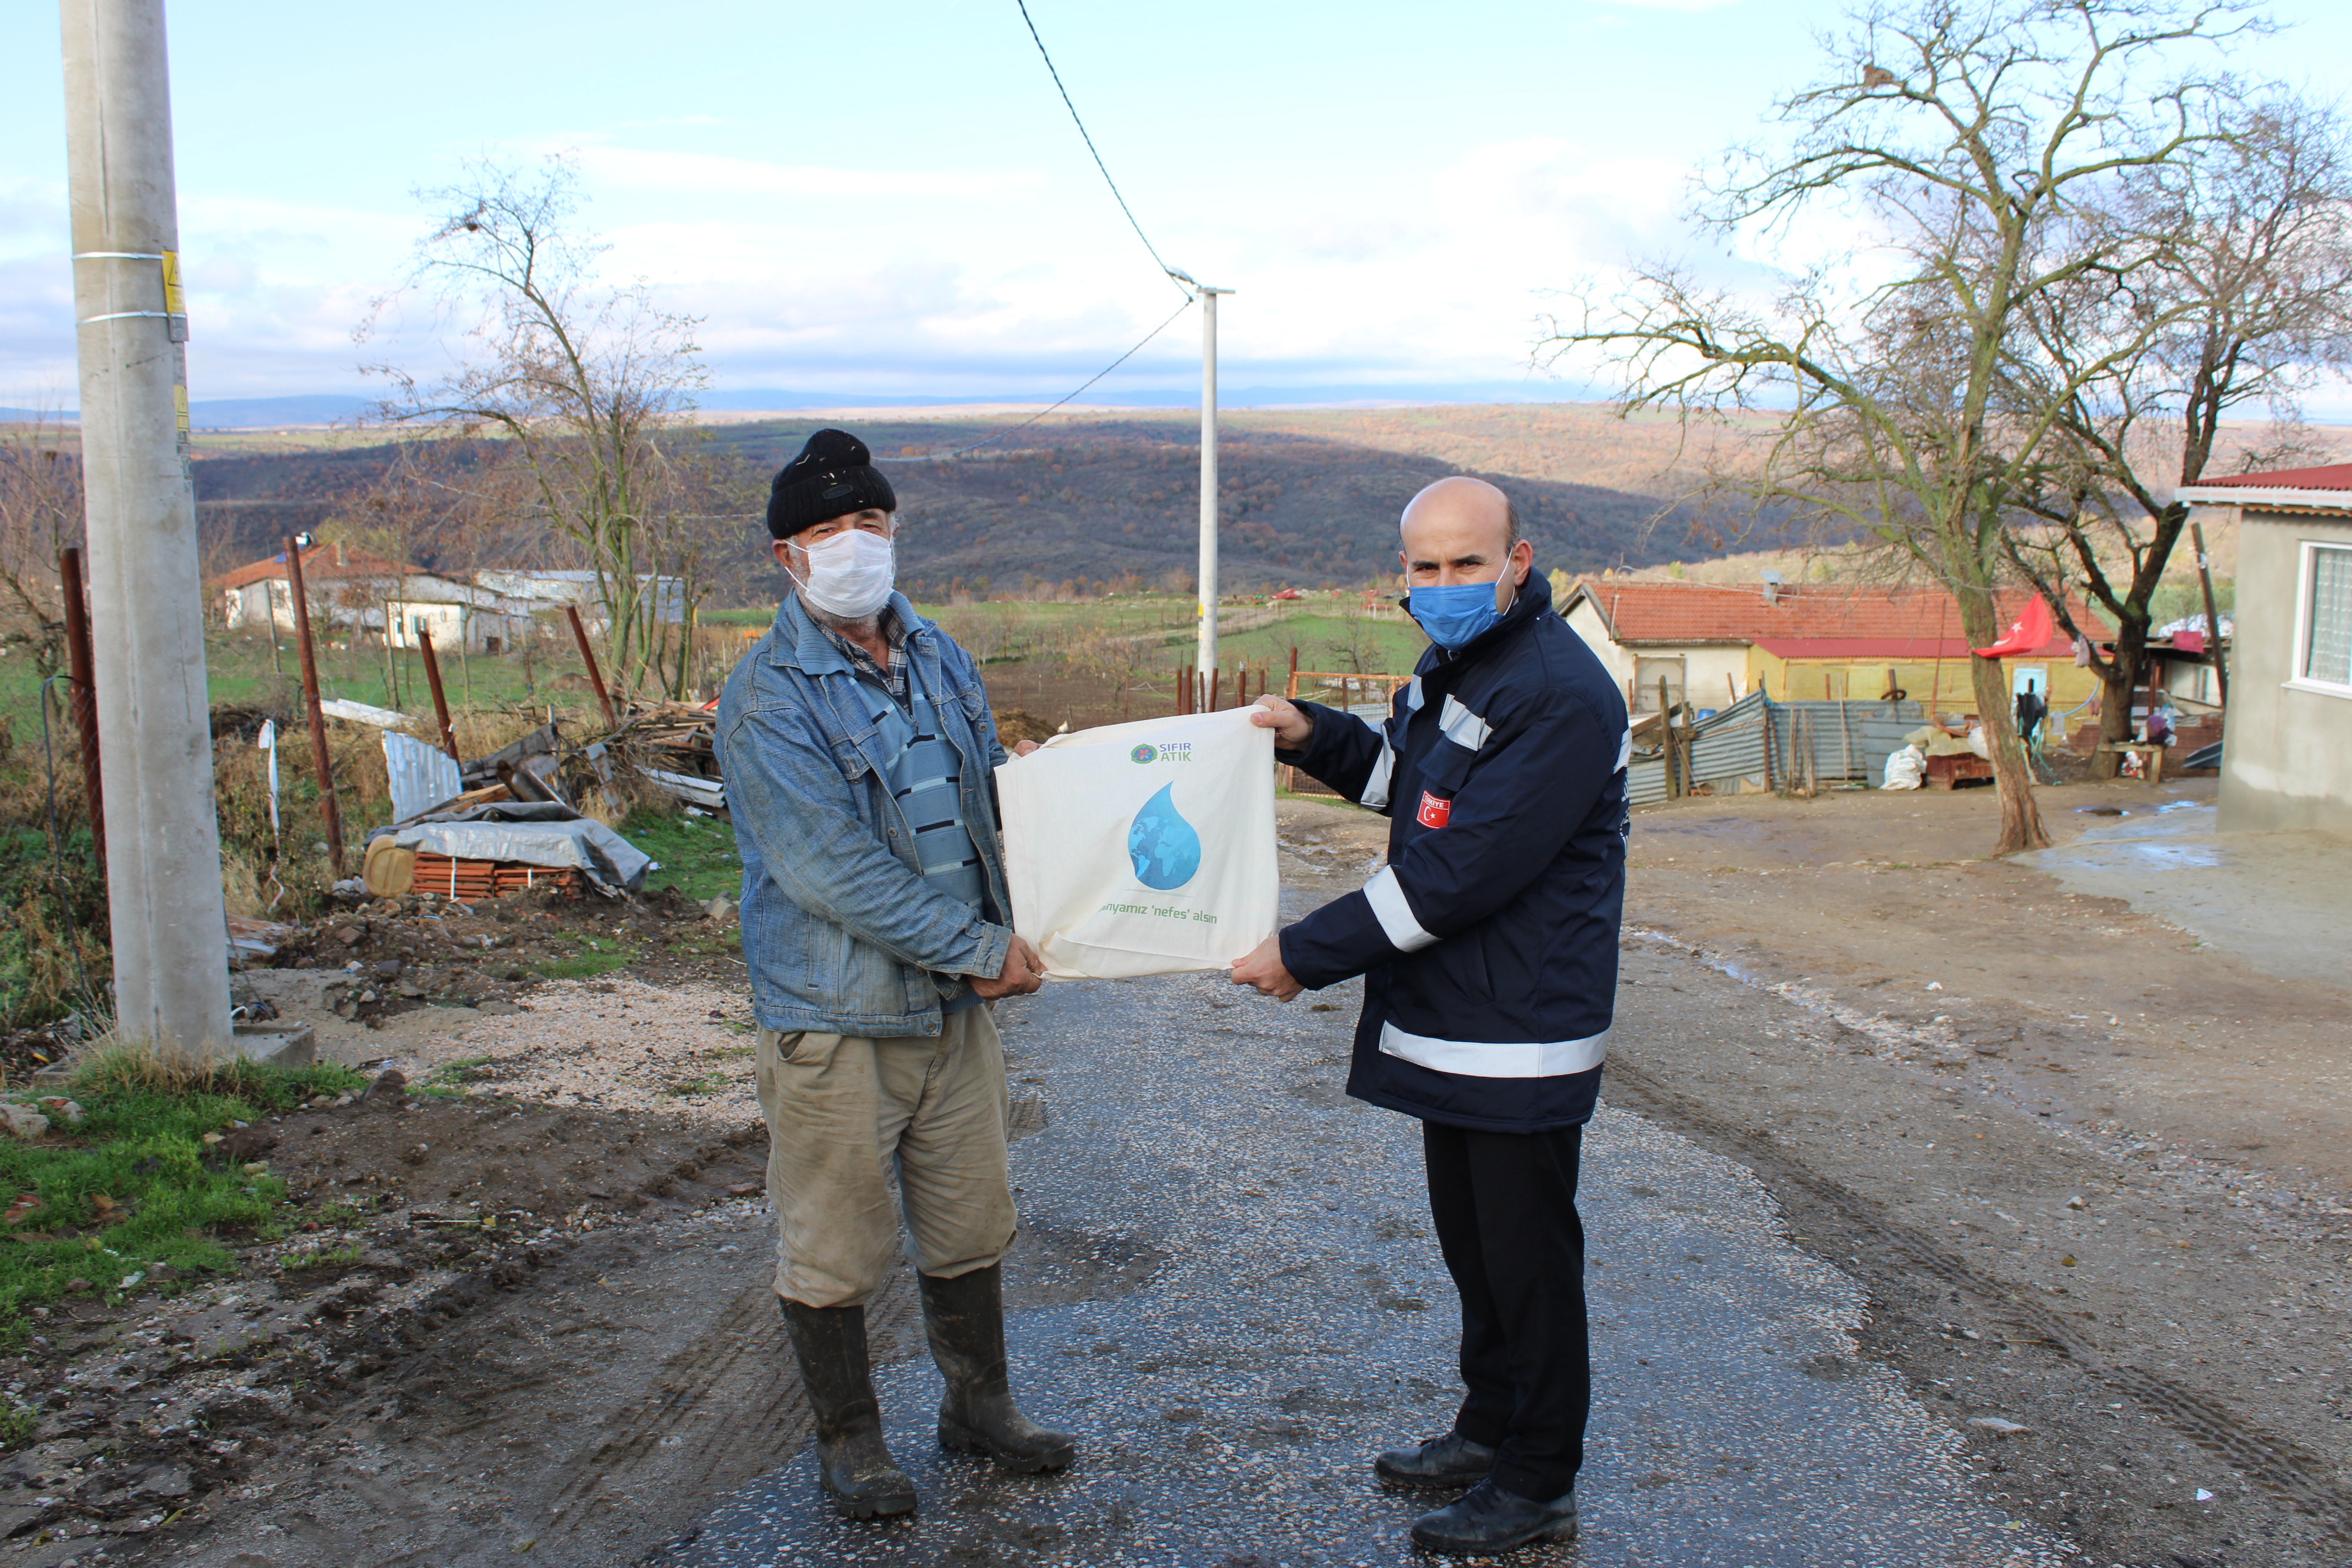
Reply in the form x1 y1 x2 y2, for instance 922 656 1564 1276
1416 791 1452 829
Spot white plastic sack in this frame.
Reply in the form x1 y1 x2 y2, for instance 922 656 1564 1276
996 707 1278 979
1883 743 1926 790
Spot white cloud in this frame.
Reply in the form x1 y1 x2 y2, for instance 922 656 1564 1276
574 146 1046 202
0 126 1729 401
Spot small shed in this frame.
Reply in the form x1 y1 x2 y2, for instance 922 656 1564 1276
2174 465 2352 836
1560 578 2108 716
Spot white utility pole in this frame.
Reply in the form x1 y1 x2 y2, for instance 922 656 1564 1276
61 0 234 1059
1191 283 1232 681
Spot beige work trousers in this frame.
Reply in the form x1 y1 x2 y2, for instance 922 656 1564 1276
754 1005 1017 1308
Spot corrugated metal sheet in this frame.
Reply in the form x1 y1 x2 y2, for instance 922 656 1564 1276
1634 695 1924 802
383 733 462 822
1770 700 1922 784
1292 692 1926 810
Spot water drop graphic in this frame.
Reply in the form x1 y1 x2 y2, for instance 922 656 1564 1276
1126 783 1202 890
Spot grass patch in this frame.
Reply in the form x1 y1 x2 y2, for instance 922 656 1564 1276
659 1073 730 1098
0 823 110 1037
280 1244 361 1273
0 1049 371 1339
529 940 639 981
622 810 742 904
416 1057 497 1097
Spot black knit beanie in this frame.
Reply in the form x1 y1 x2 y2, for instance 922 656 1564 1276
766 428 897 540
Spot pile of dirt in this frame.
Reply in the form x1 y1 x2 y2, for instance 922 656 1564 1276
228 880 724 1031
257 1074 766 1221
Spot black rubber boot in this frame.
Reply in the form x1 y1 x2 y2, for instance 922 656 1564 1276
1373 1430 1498 1491
778 1298 918 1520
917 1265 1077 1474
1409 1478 1578 1554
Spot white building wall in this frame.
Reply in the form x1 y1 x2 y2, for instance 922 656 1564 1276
1562 597 1752 712
1563 598 1634 689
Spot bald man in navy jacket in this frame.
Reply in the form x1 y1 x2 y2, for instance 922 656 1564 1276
1233 476 1629 1556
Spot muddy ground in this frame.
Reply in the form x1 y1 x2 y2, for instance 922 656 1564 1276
0 778 2344 1565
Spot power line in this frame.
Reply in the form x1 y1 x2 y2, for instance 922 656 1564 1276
1014 0 1192 298
878 296 1197 463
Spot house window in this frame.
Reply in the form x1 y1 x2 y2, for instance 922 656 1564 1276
2303 543 2352 694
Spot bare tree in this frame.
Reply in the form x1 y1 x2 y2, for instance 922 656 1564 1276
2002 92 2352 766
360 154 709 701
1543 0 2255 854
0 411 84 680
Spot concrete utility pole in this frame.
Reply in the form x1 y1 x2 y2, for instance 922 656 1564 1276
61 0 234 1059
1192 283 1232 682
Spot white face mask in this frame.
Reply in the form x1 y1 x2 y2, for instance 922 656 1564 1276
789 527 896 619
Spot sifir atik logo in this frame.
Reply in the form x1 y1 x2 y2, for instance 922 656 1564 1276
1130 740 1194 765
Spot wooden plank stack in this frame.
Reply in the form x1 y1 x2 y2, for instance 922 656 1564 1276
619 700 726 812
410 852 581 900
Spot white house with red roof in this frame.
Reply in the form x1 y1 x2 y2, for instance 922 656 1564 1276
211 541 541 654
1560 577 2108 718
2174 464 2352 835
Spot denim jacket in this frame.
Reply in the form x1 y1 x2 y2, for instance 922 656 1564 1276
717 592 1014 1038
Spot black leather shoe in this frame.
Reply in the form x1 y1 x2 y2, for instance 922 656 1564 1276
1409 1478 1578 1554
778 1298 918 1520
1373 1430 1498 1491
918 1265 1077 1474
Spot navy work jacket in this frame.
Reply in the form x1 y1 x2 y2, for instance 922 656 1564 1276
1277 572 1630 1132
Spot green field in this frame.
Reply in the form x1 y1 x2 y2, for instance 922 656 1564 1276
0 593 1429 740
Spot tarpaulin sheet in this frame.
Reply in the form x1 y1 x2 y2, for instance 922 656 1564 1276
365 802 650 891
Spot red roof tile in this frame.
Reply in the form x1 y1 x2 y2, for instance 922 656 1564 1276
1750 635 2067 659
2182 463 2352 491
213 542 422 591
1565 579 2106 657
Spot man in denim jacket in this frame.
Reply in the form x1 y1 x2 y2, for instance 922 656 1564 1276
718 429 1072 1521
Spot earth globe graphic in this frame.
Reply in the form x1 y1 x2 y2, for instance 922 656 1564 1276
1126 783 1201 890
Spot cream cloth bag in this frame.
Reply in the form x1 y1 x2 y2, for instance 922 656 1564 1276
995 707 1278 979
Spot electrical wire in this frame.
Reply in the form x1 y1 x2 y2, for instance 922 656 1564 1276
877 296 1196 463
1014 0 1192 298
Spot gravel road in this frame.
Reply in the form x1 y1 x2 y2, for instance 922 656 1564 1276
658 966 2077 1568
140 795 2349 1568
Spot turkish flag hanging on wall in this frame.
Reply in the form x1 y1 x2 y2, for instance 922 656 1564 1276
1971 595 2054 658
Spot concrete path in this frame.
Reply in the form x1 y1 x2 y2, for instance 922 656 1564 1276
2014 796 2352 991
661 966 2079 1567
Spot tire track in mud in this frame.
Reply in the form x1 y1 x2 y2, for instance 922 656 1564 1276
1602 1056 2352 1543
165 1091 1051 1567
531 1273 912 1545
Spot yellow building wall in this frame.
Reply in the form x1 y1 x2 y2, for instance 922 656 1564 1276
1745 649 2102 715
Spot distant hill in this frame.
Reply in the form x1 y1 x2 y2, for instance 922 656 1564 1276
701 416 1750 601
2 394 373 429
181 407 1794 599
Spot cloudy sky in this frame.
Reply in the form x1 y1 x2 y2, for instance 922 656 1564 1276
4 0 2347 409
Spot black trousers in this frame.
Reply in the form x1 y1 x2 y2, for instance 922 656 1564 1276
1422 1119 1590 1500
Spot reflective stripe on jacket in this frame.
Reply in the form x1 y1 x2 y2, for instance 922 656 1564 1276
1276 572 1630 1132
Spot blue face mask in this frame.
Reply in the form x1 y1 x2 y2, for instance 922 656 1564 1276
1409 579 1510 651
